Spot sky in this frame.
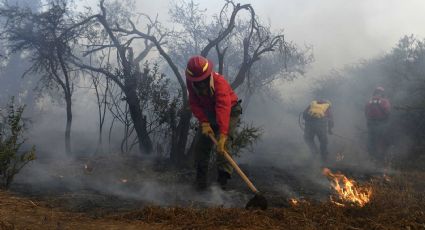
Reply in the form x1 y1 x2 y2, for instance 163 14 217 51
125 0 425 76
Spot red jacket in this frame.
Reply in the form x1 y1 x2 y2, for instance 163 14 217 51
365 96 391 120
187 72 238 135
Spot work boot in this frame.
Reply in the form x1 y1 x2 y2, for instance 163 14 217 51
217 170 231 189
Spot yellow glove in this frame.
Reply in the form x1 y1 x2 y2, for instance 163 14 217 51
201 122 214 136
217 134 228 154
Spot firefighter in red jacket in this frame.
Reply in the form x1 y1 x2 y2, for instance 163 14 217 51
365 86 391 163
186 56 242 190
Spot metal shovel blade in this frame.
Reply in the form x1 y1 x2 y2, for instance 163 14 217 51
245 193 268 210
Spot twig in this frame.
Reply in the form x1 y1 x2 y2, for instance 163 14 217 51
29 200 38 207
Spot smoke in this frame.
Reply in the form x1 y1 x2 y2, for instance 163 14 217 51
13 155 250 208
250 0 425 77
3 0 424 208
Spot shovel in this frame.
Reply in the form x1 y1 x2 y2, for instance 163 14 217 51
209 134 268 210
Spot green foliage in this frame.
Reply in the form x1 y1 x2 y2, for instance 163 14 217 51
230 122 263 156
0 98 36 189
137 62 182 143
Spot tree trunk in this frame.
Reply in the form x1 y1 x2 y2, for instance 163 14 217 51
97 123 103 153
55 45 73 156
65 92 72 155
124 83 153 154
93 77 108 154
170 107 192 166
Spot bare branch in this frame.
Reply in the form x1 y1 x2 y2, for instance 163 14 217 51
72 59 124 89
114 18 188 102
201 3 254 57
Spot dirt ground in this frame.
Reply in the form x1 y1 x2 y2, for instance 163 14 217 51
0 191 167 229
1 154 425 229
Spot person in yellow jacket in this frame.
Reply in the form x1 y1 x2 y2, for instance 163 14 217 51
302 100 334 162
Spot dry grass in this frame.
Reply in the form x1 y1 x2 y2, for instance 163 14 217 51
1 171 425 229
116 172 425 229
0 191 166 230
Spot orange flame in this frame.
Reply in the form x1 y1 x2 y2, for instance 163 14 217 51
383 174 391 182
289 198 299 206
289 198 309 206
322 168 372 207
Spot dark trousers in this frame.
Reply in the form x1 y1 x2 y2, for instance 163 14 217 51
194 103 242 186
304 122 328 161
367 120 389 162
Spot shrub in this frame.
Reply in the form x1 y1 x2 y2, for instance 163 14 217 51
230 122 263 156
0 98 36 189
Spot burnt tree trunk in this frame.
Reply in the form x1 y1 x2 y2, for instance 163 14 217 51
65 92 72 155
94 13 154 155
124 79 153 154
56 45 73 155
170 106 192 166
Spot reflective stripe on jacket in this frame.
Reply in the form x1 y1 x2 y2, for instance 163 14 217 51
365 96 391 120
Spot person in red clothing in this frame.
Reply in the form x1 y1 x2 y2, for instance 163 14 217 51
365 86 391 163
186 55 242 190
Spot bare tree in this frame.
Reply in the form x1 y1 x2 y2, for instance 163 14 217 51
88 64 110 153
71 0 165 154
0 0 89 154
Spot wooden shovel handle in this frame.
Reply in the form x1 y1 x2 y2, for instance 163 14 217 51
209 134 259 194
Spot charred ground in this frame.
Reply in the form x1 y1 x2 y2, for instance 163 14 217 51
1 153 425 229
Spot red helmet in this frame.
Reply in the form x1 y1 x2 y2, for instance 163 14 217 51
185 56 213 82
374 86 385 93
374 86 385 95
375 86 385 92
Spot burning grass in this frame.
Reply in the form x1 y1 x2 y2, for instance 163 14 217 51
1 162 425 229
1 182 424 229
113 171 425 229
322 168 372 207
